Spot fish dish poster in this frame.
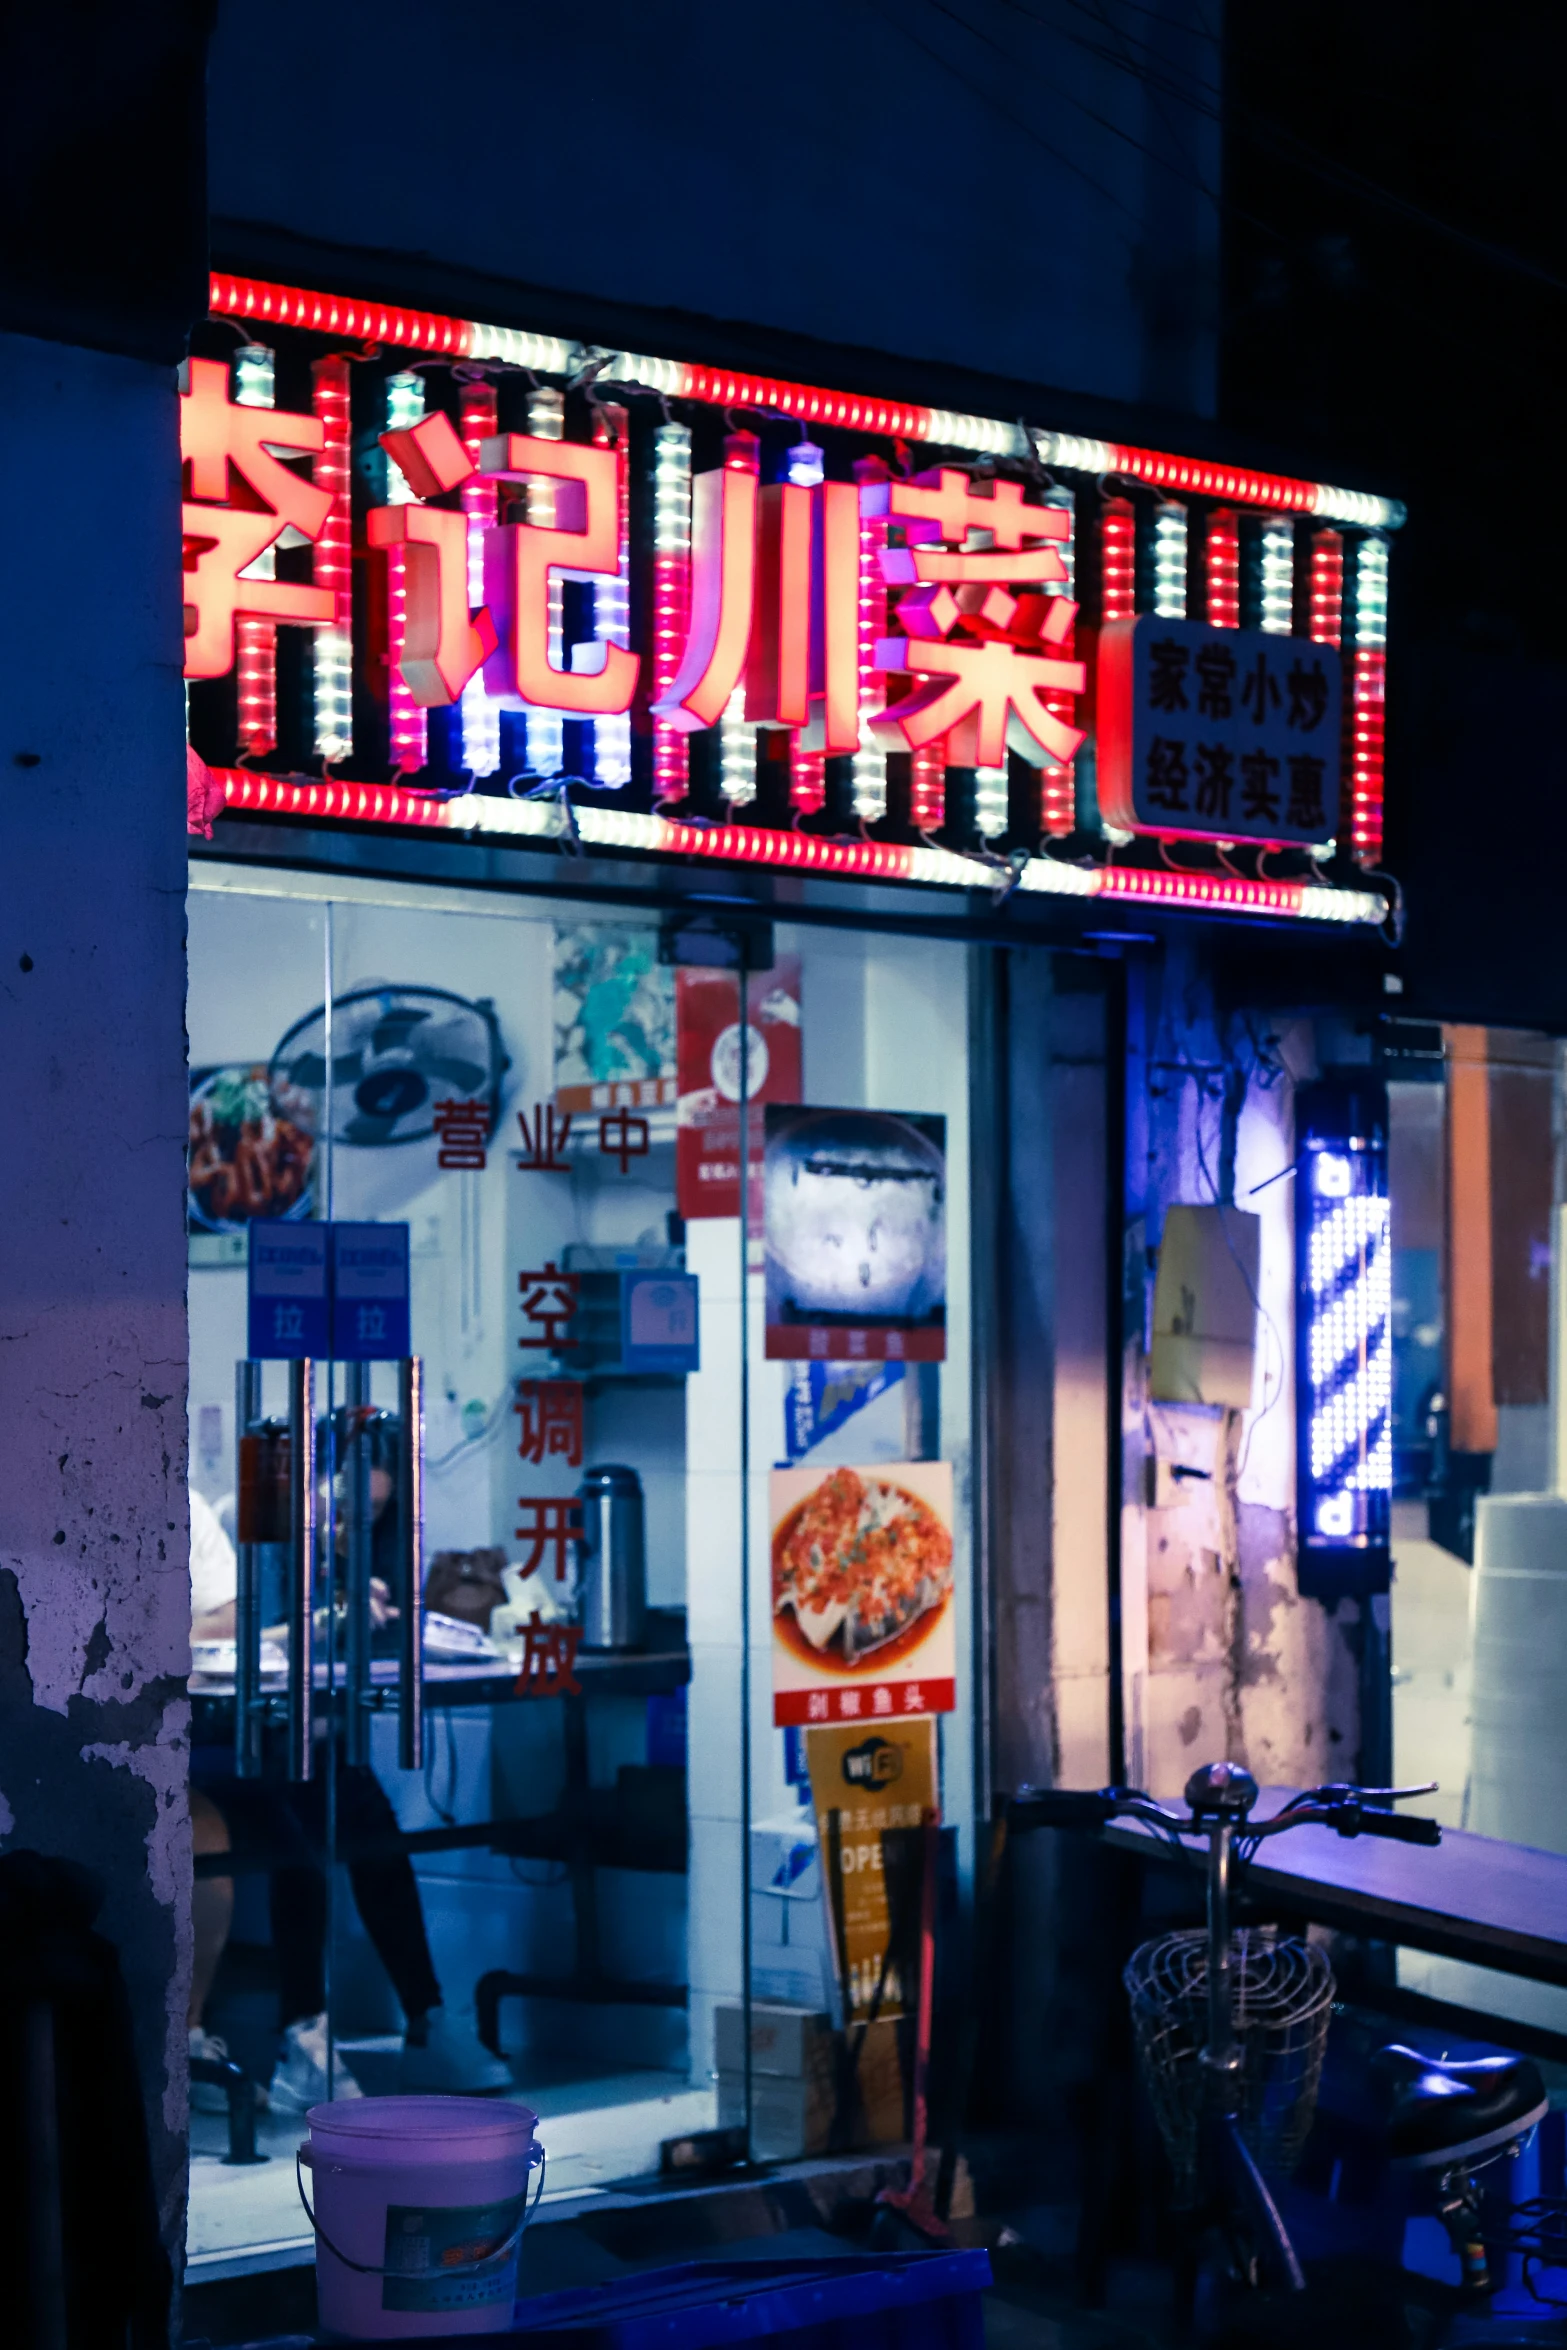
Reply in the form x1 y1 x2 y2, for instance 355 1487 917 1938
763 1106 946 1362
770 1462 955 1725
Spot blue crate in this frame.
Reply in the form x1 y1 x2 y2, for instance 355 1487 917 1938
322 2253 991 2350
289 2249 992 2349
502 2255 992 2350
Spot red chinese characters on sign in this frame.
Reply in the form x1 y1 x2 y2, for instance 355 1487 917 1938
795 1681 953 1725
366 413 637 721
517 1263 580 1350
514 1497 583 1580
180 358 335 678
516 1104 574 1170
516 1380 585 1469
515 1616 583 1697
598 1107 650 1174
651 434 860 756
187 348 1089 808
652 434 760 731
862 469 1086 770
368 411 497 706
482 433 638 716
432 1096 491 1169
746 478 859 754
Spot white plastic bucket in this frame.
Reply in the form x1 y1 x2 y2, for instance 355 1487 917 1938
299 2095 543 2339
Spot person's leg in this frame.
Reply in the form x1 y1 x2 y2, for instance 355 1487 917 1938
216 1774 329 2028
188 1789 234 2031
246 1773 364 2108
334 1761 441 2022
333 1757 512 2091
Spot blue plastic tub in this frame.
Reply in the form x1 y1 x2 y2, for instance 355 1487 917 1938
319 2252 993 2350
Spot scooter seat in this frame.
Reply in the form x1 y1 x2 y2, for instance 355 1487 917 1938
1373 2042 1548 2169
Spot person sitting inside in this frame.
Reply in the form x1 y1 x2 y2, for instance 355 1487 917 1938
188 1471 511 2111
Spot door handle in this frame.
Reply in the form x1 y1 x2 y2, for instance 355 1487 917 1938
343 1363 374 1769
286 1358 316 1783
233 1361 264 1779
396 1357 425 1771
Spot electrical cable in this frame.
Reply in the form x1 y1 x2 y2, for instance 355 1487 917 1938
423 1706 460 1828
425 1401 509 1476
992 0 1222 109
851 0 1144 233
907 0 1222 209
1075 0 1223 213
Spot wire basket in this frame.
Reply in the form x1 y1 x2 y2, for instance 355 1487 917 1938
1124 1928 1335 2203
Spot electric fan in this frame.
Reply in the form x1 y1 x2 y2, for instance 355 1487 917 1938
268 986 507 1146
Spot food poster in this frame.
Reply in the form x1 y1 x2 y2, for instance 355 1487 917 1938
806 1716 938 2022
188 1063 315 1261
551 925 676 1114
770 1462 955 1725
675 958 801 1223
763 1106 946 1361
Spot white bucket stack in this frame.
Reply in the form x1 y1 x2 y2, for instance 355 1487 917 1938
300 2094 543 2339
1469 1493 1567 1853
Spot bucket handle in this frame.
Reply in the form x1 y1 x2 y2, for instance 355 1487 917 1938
295 2137 546 2279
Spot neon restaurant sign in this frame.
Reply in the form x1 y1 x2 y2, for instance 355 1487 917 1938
184 274 1402 928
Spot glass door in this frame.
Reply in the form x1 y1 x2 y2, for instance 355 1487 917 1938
185 863 981 2281
186 879 719 2281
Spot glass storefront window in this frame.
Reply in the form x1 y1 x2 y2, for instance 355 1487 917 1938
1390 1025 1567 2031
184 865 980 2277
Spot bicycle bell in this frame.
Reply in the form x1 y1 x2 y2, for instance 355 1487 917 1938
1184 1761 1259 1818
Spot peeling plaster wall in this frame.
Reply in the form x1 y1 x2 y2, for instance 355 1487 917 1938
0 332 191 2262
1128 946 1362 1800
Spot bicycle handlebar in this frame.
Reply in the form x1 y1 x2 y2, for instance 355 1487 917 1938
1330 1803 1442 1846
1005 1777 1442 1849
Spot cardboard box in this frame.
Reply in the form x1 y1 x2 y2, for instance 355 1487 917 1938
713 2006 905 2158
714 1999 832 2081
717 2070 824 2163
753 1958 833 2009
749 1812 836 2018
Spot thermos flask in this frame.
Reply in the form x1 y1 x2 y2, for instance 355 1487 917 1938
576 1464 647 1650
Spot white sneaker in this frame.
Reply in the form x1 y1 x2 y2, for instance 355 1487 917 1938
189 2027 238 2115
400 2006 514 2095
268 2013 365 2114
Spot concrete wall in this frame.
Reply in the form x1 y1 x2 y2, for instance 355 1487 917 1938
206 0 1222 418
1123 945 1361 1800
0 331 192 2261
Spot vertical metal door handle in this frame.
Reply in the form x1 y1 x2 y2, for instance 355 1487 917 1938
286 1358 316 1783
343 1362 373 1769
397 1357 425 1771
233 1360 264 1779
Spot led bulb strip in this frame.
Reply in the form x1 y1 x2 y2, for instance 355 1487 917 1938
310 357 354 763
231 342 278 758
206 767 1386 926
208 274 1404 527
458 385 501 780
383 371 428 776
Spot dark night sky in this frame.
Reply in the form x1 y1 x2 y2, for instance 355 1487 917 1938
1224 0 1567 1022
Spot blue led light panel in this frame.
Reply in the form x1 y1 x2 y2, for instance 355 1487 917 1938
1295 1079 1391 1598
